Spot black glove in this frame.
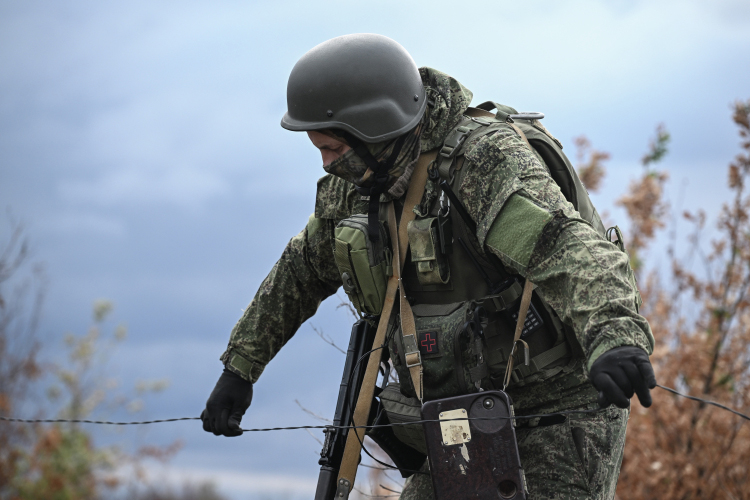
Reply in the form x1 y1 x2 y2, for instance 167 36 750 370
589 346 656 409
201 369 253 436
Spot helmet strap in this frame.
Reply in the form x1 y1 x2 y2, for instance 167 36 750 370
340 132 409 244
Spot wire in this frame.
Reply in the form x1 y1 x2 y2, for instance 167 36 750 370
0 416 200 425
656 384 750 422
0 408 602 430
1 384 747 429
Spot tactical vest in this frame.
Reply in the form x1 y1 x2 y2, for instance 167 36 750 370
334 102 636 402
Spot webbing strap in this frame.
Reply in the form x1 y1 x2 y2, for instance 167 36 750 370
515 341 571 378
397 150 438 403
336 149 437 497
436 120 485 179
509 122 534 151
503 279 535 390
335 203 398 496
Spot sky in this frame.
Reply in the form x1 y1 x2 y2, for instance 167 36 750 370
1 0 749 498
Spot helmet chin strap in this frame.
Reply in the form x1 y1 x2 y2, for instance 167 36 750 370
339 131 409 243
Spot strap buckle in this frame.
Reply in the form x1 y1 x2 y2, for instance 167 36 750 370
439 125 472 158
403 334 422 368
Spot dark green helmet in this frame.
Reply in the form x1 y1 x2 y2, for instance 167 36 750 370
280 33 427 143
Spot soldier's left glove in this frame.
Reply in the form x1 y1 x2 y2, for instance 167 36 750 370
589 346 656 409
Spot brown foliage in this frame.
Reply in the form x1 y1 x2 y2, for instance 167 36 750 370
616 125 671 272
617 101 750 499
575 135 610 194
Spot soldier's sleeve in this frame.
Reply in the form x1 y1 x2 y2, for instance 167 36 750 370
220 174 357 383
459 126 655 371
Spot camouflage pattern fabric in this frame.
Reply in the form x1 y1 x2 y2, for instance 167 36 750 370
462 123 654 371
220 66 652 389
219 67 474 381
219 65 650 495
399 405 629 499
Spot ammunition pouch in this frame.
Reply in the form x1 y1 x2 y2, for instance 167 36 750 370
334 214 392 316
407 217 450 285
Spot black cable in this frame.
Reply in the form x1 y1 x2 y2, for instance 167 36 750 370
656 384 750 422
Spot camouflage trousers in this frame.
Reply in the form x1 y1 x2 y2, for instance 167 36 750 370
399 404 628 500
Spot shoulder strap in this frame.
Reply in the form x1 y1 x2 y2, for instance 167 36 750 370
336 149 437 498
503 279 534 390
467 105 606 236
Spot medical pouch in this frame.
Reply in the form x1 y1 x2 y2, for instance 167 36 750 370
334 214 392 316
390 301 478 401
407 217 450 285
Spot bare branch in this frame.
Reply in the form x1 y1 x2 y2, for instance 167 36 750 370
310 323 346 355
304 427 324 447
336 292 360 320
294 399 333 424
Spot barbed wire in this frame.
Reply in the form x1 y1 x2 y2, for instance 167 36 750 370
0 384 747 429
0 416 200 425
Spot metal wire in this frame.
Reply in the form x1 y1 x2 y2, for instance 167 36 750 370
0 409 604 431
656 384 750 422
0 416 200 425
0 384 747 429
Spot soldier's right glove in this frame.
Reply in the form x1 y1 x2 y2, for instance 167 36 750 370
589 346 656 409
201 369 253 437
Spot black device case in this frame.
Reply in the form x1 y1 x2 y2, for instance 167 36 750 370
421 390 527 499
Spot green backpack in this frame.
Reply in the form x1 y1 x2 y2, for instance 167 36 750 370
451 101 607 237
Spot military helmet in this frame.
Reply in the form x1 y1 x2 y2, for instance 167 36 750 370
280 33 427 143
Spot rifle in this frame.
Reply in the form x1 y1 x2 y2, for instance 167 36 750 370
314 318 426 500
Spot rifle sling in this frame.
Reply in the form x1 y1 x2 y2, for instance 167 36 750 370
336 149 437 497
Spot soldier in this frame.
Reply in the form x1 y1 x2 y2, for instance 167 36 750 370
201 34 656 499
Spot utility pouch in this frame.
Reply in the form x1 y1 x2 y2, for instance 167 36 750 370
407 217 450 285
421 390 527 500
334 214 392 316
378 383 427 455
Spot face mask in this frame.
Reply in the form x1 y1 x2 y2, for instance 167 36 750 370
323 147 375 188
323 118 424 195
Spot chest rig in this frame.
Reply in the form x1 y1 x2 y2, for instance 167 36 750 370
387 109 580 402
334 102 628 402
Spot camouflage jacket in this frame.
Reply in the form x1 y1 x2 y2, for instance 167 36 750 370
220 68 654 413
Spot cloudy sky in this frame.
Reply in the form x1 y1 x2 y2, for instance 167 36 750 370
1 0 749 498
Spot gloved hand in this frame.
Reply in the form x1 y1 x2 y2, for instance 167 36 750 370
201 369 253 436
589 346 656 409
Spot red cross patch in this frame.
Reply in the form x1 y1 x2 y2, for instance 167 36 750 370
418 331 440 356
